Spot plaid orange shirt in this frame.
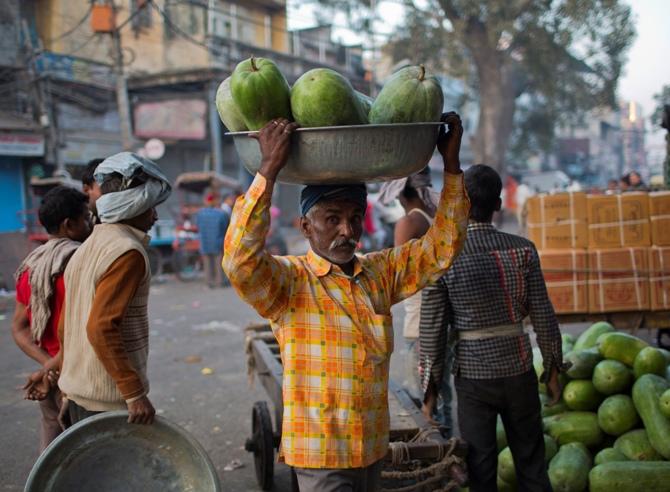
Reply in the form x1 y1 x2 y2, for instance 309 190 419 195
223 172 469 469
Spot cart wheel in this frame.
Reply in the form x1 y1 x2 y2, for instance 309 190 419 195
251 401 274 490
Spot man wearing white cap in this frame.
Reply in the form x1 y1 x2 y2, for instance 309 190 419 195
57 152 171 426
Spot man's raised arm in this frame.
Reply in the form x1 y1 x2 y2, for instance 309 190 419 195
370 113 470 305
222 119 299 321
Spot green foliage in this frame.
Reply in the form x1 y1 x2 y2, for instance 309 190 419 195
651 84 670 128
305 0 636 170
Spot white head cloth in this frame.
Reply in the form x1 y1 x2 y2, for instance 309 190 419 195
377 167 438 215
94 152 172 224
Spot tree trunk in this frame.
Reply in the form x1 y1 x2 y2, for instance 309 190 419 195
471 61 517 173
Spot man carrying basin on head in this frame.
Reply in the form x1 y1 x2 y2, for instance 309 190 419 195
57 152 171 426
223 114 470 491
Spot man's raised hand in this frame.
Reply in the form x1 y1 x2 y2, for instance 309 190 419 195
437 112 463 175
253 118 299 182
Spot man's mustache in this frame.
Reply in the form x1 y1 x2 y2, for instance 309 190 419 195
330 238 358 250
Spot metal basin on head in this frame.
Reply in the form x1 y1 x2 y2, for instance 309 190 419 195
25 411 221 492
227 122 442 185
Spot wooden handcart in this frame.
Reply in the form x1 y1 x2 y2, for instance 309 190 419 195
244 323 468 492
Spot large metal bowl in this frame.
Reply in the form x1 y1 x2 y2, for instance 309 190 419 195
25 411 220 492
227 122 442 184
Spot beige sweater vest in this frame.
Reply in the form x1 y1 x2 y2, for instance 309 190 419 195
59 223 151 411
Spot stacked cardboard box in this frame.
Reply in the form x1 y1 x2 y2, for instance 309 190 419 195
526 193 588 249
587 193 651 249
649 246 670 311
527 191 670 313
538 250 589 314
588 248 649 313
649 191 670 247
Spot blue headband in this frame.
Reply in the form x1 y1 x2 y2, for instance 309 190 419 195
300 184 367 216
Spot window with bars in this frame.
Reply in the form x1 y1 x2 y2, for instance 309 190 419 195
130 0 152 32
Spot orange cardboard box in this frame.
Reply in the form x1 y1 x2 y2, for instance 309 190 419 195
588 247 649 313
587 193 650 249
526 193 588 249
649 191 670 246
649 246 670 311
539 249 588 314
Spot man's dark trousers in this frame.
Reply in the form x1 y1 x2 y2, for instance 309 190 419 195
455 369 551 492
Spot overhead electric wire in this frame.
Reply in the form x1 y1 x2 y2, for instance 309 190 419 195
44 3 93 43
148 0 225 57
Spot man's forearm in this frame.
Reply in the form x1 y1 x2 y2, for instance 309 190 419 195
13 327 50 366
87 251 147 401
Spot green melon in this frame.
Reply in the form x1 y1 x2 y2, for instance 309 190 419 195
497 475 516 492
540 393 570 417
597 395 639 436
592 359 634 395
563 379 603 411
369 65 444 124
658 347 670 365
544 434 558 462
565 348 602 379
533 347 546 393
573 321 615 351
613 429 663 461
661 389 670 418
548 442 591 492
632 374 670 459
633 347 667 379
594 447 628 466
589 462 670 492
215 76 247 132
290 68 367 127
597 332 648 367
497 447 516 485
543 412 603 448
355 91 373 119
496 415 507 452
562 333 576 354
230 56 292 130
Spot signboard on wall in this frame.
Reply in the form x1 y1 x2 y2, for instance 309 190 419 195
0 133 45 156
35 52 116 89
134 99 207 140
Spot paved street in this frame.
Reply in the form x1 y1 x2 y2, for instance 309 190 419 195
2 270 653 491
0 278 410 491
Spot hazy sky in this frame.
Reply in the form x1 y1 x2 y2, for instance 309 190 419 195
619 0 670 120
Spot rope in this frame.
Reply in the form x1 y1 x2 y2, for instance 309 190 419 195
381 433 466 492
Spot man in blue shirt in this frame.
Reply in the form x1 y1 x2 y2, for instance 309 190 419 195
195 193 229 288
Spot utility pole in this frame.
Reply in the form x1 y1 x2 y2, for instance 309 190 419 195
110 1 134 150
21 20 62 171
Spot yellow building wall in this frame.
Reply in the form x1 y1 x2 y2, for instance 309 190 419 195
36 0 290 74
36 0 113 64
271 12 289 53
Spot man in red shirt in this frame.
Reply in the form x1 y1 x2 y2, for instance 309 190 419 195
12 186 92 451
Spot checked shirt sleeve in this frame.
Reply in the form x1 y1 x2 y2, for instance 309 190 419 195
371 172 469 307
527 246 565 379
222 174 292 321
418 278 451 393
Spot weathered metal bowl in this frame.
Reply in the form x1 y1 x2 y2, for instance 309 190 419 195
24 411 221 492
227 122 442 184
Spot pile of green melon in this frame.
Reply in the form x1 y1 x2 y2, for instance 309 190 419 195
215 56 444 132
496 322 670 491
